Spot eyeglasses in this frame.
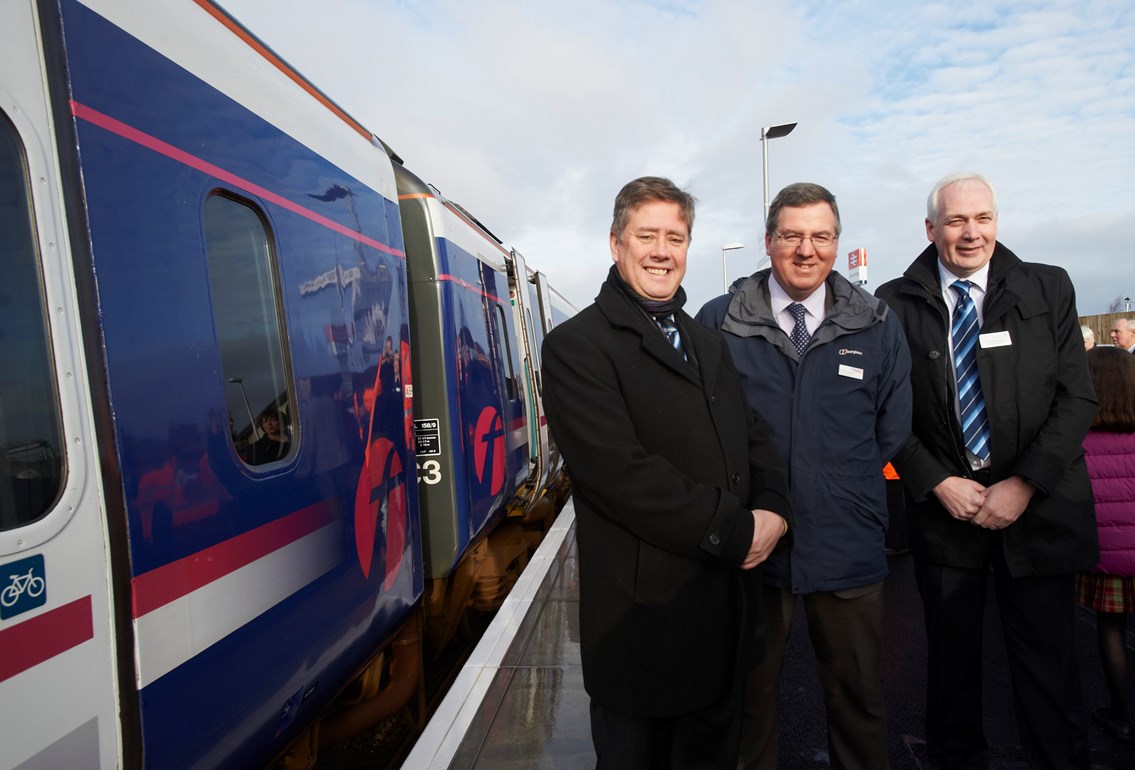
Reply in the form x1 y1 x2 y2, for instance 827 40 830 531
773 231 837 248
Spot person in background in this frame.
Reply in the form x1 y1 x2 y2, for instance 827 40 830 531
250 407 289 465
1076 346 1135 742
876 172 1098 769
541 176 791 769
1110 318 1135 353
1082 324 1095 350
697 182 911 770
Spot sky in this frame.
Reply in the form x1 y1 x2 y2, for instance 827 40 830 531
221 0 1135 316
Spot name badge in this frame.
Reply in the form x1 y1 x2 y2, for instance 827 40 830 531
979 331 1012 348
838 364 864 380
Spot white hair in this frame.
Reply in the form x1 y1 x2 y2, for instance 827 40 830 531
926 172 998 223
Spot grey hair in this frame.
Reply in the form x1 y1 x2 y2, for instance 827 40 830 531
766 182 841 237
926 172 998 223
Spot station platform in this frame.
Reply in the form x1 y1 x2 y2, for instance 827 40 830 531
403 500 1135 769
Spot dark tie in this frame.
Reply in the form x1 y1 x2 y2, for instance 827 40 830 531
788 303 810 357
657 314 684 358
951 280 991 461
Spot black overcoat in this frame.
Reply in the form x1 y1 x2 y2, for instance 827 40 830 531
541 276 790 717
876 243 1099 575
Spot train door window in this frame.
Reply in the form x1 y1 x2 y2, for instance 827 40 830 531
203 193 295 467
493 303 517 401
526 308 543 397
0 111 64 531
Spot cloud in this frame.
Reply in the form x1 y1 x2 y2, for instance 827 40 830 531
222 0 1135 314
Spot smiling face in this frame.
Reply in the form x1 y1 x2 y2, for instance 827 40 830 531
610 199 689 301
765 202 838 301
927 180 998 278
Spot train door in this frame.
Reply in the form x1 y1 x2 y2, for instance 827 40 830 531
530 271 565 480
0 2 124 767
524 271 553 481
532 272 557 336
506 250 550 508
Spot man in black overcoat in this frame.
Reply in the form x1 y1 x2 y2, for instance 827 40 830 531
542 176 792 769
876 172 1099 769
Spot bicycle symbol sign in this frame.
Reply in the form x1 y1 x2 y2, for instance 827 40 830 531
0 554 47 620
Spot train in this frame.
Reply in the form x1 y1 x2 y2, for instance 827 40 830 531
0 1 575 767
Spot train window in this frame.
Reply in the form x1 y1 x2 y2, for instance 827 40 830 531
0 112 64 531
203 193 295 467
526 308 543 397
493 303 517 401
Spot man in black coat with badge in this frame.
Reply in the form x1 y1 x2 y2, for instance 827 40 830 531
542 176 792 769
876 172 1098 770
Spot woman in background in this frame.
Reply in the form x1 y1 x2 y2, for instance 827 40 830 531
1076 346 1135 742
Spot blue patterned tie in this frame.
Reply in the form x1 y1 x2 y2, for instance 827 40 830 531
657 314 684 358
788 303 810 357
951 281 990 461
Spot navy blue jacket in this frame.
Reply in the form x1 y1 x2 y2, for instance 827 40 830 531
698 270 911 594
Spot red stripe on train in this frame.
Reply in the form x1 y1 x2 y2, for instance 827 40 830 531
70 100 404 259
0 596 93 683
131 499 338 618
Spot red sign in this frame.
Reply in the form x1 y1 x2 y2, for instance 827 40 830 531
473 406 506 495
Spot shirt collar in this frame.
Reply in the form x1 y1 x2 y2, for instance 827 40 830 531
768 273 827 320
937 259 991 295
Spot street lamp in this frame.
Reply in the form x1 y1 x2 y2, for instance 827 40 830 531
761 122 797 225
228 377 258 440
721 242 745 292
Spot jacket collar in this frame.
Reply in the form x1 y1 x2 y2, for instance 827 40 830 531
721 268 883 341
595 274 717 387
903 242 1022 294
901 242 1024 324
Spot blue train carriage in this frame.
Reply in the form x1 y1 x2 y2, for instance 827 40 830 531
5 0 421 767
1 0 575 767
394 164 575 655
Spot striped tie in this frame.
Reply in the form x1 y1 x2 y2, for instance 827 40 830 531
657 314 683 357
951 281 990 461
788 303 810 357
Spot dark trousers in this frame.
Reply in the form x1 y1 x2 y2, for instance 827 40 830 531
739 583 889 770
915 551 1090 770
589 683 743 770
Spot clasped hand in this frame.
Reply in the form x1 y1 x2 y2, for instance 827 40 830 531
932 475 1034 530
741 509 788 570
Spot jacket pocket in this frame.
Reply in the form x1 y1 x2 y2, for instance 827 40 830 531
633 540 702 606
827 468 887 527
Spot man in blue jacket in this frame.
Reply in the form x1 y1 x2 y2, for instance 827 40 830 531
698 182 911 770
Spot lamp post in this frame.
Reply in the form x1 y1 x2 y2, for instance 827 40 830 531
228 377 258 440
721 242 745 292
761 122 797 225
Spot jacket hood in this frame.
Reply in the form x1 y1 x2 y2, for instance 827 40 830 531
727 275 749 293
721 268 888 342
